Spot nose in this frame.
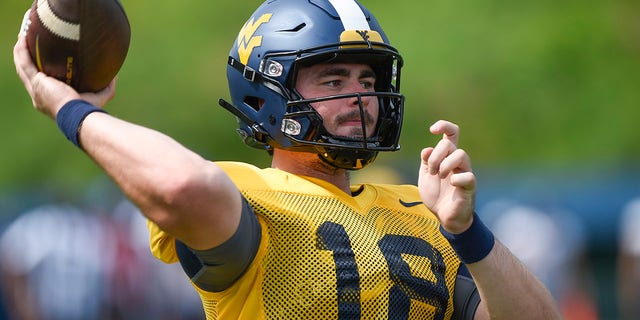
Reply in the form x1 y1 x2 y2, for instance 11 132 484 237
345 81 372 108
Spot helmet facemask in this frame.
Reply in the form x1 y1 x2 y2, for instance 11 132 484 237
280 48 404 170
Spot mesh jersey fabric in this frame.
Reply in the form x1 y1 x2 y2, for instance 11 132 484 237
148 161 463 319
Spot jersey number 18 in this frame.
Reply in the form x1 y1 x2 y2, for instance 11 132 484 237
317 221 449 320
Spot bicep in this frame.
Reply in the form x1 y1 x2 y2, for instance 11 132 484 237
149 162 243 250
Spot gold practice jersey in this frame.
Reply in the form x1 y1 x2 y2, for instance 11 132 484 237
149 162 468 319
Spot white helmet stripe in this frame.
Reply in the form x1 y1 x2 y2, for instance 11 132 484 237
327 0 370 31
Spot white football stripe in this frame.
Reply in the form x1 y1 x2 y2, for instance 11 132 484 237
327 0 370 31
37 0 80 41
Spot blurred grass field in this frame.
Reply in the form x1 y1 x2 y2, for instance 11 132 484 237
1 0 639 192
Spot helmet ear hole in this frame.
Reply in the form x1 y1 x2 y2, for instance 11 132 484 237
244 96 263 112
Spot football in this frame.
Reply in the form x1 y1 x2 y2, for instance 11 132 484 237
22 0 131 92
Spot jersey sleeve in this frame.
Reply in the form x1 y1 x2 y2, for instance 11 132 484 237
175 196 262 292
453 264 481 319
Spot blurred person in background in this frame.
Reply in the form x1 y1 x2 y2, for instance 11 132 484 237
110 199 205 320
0 200 204 320
0 205 111 320
0 218 9 320
0 294 6 320
617 197 640 320
481 199 598 320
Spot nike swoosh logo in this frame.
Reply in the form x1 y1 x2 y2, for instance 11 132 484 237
399 199 423 207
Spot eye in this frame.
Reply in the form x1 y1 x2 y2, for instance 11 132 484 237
360 80 374 90
360 76 376 90
324 79 342 87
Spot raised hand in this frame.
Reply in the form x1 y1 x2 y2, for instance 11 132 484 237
13 36 115 119
418 120 476 234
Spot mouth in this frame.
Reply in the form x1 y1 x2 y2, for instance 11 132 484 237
341 118 364 126
334 120 374 139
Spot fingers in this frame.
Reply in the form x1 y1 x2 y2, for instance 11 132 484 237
419 147 433 172
423 138 458 176
424 144 472 176
423 120 472 177
81 77 117 107
450 171 476 190
14 36 37 96
430 120 459 146
440 148 471 175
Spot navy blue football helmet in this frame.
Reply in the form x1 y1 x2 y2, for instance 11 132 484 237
220 0 404 170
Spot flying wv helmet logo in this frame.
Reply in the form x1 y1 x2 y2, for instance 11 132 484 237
339 29 384 49
236 13 273 64
356 30 370 41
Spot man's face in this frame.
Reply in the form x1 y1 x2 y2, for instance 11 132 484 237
295 63 379 138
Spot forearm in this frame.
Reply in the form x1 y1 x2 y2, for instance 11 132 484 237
76 110 243 249
79 112 201 202
467 240 561 319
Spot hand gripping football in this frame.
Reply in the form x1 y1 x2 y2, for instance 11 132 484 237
21 0 131 92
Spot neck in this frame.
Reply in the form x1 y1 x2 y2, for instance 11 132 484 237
271 148 351 194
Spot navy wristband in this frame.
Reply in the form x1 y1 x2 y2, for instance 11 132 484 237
56 99 107 149
440 212 495 264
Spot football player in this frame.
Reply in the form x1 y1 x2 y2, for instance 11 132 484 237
13 0 560 318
